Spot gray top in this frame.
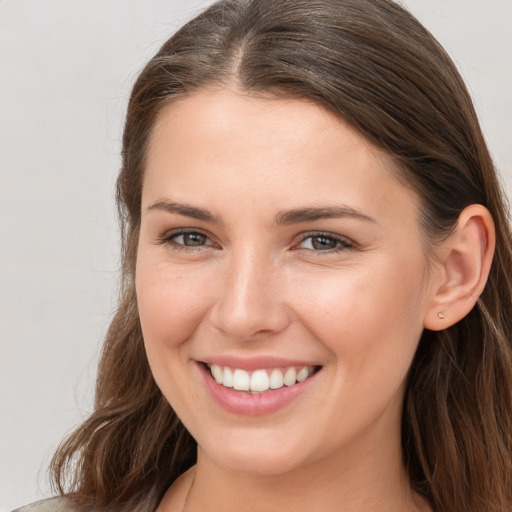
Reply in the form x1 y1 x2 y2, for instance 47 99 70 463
11 497 76 512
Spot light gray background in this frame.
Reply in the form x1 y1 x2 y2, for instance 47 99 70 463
1 1 510 510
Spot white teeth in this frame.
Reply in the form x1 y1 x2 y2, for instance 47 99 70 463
269 368 284 389
283 367 297 386
211 364 223 384
233 369 250 391
296 367 310 382
250 369 270 392
208 364 316 392
223 367 234 387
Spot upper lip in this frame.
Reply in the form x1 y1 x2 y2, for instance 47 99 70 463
198 355 321 371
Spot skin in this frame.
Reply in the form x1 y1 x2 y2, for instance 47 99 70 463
135 88 448 512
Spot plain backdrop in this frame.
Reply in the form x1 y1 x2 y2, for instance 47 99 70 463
0 1 510 510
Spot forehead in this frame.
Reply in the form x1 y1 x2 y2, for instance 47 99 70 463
150 89 371 149
143 88 420 227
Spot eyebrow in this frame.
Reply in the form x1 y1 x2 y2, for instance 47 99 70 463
274 206 377 225
147 201 222 223
146 200 376 225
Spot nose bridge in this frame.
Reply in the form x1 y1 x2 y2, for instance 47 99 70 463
210 244 289 340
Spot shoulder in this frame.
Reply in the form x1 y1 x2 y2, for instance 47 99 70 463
11 497 77 512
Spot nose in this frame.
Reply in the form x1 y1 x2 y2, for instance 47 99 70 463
208 249 291 341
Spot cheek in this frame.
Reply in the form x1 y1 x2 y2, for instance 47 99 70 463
136 261 211 347
290 262 427 443
292 259 427 374
135 261 213 415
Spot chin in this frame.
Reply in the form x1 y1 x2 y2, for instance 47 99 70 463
198 431 312 477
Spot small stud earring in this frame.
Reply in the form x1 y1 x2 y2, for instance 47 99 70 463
438 312 446 319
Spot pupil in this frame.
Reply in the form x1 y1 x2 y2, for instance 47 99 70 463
312 236 336 250
185 233 205 246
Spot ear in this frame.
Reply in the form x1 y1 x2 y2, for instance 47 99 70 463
423 204 495 331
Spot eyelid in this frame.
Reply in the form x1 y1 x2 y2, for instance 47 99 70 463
293 231 355 252
156 228 218 250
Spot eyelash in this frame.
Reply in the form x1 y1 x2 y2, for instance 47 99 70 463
156 229 216 252
156 229 355 254
294 232 355 253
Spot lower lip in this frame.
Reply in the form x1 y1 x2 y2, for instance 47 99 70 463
198 363 319 416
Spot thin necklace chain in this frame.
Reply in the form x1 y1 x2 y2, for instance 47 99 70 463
181 470 196 512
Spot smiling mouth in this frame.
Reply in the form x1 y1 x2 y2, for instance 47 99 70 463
205 363 321 394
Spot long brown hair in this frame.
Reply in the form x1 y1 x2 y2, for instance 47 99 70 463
51 1 512 511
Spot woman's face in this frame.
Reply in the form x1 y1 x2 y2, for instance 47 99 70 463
136 89 436 476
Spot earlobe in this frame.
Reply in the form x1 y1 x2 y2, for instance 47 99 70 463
424 204 495 331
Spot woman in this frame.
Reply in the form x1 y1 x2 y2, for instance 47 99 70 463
14 0 512 511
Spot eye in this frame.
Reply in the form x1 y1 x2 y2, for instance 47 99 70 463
296 232 354 252
173 231 209 247
157 229 216 251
